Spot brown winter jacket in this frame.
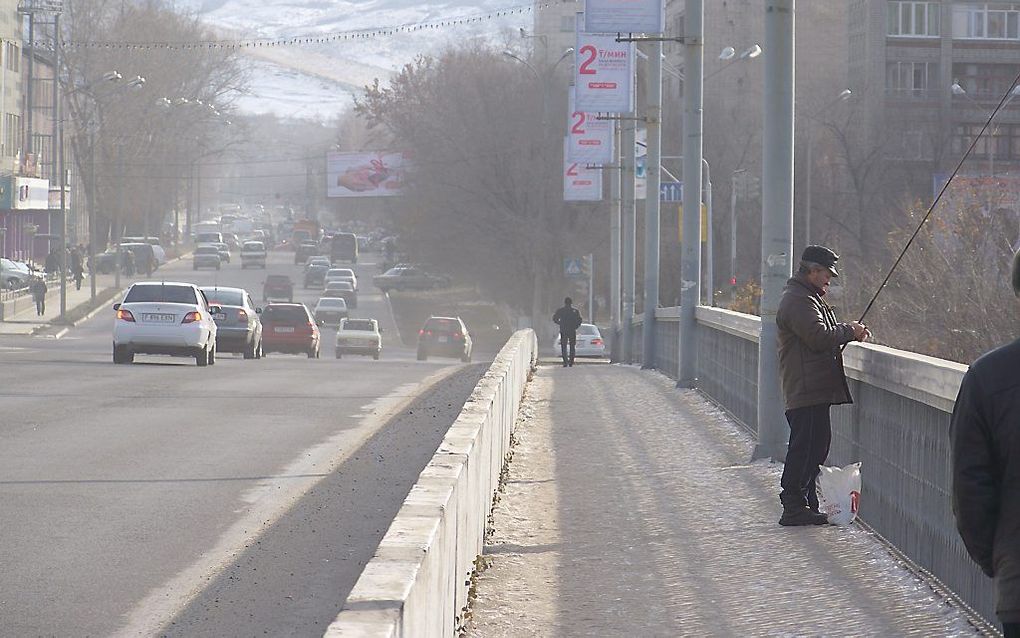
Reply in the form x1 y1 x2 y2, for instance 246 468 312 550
775 274 856 411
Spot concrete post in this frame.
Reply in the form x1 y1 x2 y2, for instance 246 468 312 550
622 117 637 363
804 119 813 248
755 0 796 461
610 122 621 336
56 14 67 321
678 0 704 387
704 170 713 307
641 41 663 369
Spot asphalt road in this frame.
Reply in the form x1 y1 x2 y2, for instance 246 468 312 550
0 249 481 637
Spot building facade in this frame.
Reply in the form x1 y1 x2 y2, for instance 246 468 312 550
532 0 580 66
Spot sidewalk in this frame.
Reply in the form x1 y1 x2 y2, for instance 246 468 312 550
0 274 121 335
466 363 984 637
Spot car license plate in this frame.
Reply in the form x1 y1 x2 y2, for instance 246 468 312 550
143 313 175 323
214 313 226 321
275 326 295 333
438 336 448 343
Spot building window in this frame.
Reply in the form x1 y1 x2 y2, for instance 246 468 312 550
953 3 1020 39
888 1 941 36
886 61 938 94
953 63 1020 98
3 113 21 157
5 42 19 72
951 122 1020 160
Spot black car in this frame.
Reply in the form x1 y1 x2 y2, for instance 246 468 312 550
304 264 328 289
373 266 451 293
294 240 320 265
201 286 264 359
263 275 294 302
416 316 473 362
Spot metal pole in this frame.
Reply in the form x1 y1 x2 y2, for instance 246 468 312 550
88 129 96 301
730 169 745 303
56 13 66 320
26 13 34 156
114 149 122 289
678 0 704 386
640 41 663 369
588 253 594 321
755 0 796 461
622 116 636 363
704 166 713 307
804 120 813 247
610 122 621 337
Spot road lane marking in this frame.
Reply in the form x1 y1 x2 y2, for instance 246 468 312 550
112 363 465 638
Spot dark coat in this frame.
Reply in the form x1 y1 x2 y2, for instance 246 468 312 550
30 278 47 301
775 274 856 411
951 338 1020 623
552 305 582 336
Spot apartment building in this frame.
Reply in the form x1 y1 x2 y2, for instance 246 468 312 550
532 0 580 66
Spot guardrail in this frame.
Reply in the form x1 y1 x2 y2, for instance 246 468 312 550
325 329 538 637
626 306 996 626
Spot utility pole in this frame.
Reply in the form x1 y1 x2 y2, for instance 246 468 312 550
610 121 621 347
88 129 96 300
703 160 713 306
114 148 123 289
640 40 662 369
730 168 746 304
587 253 594 322
621 115 636 363
678 0 704 386
756 0 796 461
56 12 66 320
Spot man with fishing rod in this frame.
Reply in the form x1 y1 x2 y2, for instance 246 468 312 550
951 250 1020 637
775 245 871 527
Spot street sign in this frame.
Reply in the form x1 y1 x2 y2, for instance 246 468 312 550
567 87 614 164
584 0 664 35
575 14 635 114
660 181 682 201
564 258 586 278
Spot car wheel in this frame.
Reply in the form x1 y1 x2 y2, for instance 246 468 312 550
256 340 263 359
113 344 133 364
196 345 208 367
216 264 221 270
335 350 342 359
288 296 293 303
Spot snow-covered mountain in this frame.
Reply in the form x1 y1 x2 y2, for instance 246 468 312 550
177 0 534 120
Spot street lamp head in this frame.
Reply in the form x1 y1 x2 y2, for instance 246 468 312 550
951 82 966 95
719 46 735 61
126 76 145 88
838 88 852 100
102 71 123 82
519 27 527 38
1011 85 1020 97
741 44 762 59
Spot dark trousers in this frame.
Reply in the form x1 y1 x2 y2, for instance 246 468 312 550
780 403 832 510
34 297 45 316
1004 623 1019 638
560 332 576 365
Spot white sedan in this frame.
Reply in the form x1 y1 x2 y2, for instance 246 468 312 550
112 282 220 366
324 267 357 290
553 323 607 358
335 318 382 360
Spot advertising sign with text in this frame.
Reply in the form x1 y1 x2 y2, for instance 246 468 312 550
567 87 614 165
564 138 603 201
575 14 635 113
583 0 664 35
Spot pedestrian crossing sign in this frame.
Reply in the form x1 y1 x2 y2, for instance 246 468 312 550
564 258 585 278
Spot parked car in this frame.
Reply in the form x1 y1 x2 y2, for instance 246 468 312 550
122 237 167 265
294 240 319 265
93 249 134 274
416 316 472 362
121 242 160 273
1 258 36 289
212 242 231 264
201 286 263 359
373 266 451 293
325 267 358 290
240 241 267 269
192 245 222 270
261 303 321 358
263 275 294 302
322 281 357 308
112 282 220 366
304 264 329 289
335 318 381 360
313 297 349 326
553 323 606 358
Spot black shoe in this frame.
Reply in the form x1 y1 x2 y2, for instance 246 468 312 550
562 363 568 367
779 506 829 527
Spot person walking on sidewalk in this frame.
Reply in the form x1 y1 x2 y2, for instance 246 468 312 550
553 297 583 367
951 250 1020 637
775 245 870 526
70 247 84 291
30 276 48 316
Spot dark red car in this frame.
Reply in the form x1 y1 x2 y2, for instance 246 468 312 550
263 275 293 302
261 303 321 358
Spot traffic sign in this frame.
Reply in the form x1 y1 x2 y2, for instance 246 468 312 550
564 258 585 278
660 181 682 201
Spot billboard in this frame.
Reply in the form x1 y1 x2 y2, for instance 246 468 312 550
567 87 614 165
584 0 664 35
575 14 635 113
14 177 49 210
327 151 407 198
564 138 603 201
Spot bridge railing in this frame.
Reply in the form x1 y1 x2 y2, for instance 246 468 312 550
629 306 996 626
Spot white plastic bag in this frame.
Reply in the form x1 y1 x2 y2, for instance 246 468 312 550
816 462 862 526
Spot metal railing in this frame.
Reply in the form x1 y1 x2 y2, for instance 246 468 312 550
628 305 997 627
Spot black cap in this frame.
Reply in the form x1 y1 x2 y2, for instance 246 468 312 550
801 245 840 277
564 297 573 306
1012 250 1020 297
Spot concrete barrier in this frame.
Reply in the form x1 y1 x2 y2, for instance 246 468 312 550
325 329 538 638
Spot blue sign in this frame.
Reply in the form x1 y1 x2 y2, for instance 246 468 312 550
564 258 585 278
660 181 683 202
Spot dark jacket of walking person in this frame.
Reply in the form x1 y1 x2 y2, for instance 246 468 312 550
553 297 583 367
951 250 1020 634
44 249 59 275
30 277 47 316
775 245 870 527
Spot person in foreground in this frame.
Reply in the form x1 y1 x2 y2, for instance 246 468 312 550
552 297 583 367
951 250 1020 637
775 246 870 527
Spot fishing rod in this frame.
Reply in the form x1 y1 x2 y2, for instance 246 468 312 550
853 69 1020 331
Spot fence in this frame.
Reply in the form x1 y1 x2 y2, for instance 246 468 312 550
628 306 997 627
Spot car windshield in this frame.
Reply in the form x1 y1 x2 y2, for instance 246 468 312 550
578 325 599 335
326 269 349 277
243 242 264 250
343 320 375 332
195 246 218 255
308 265 327 274
201 289 244 306
383 267 404 276
124 284 197 304
335 269 354 277
262 305 307 322
318 298 346 308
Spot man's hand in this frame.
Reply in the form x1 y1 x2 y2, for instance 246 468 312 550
851 321 871 342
